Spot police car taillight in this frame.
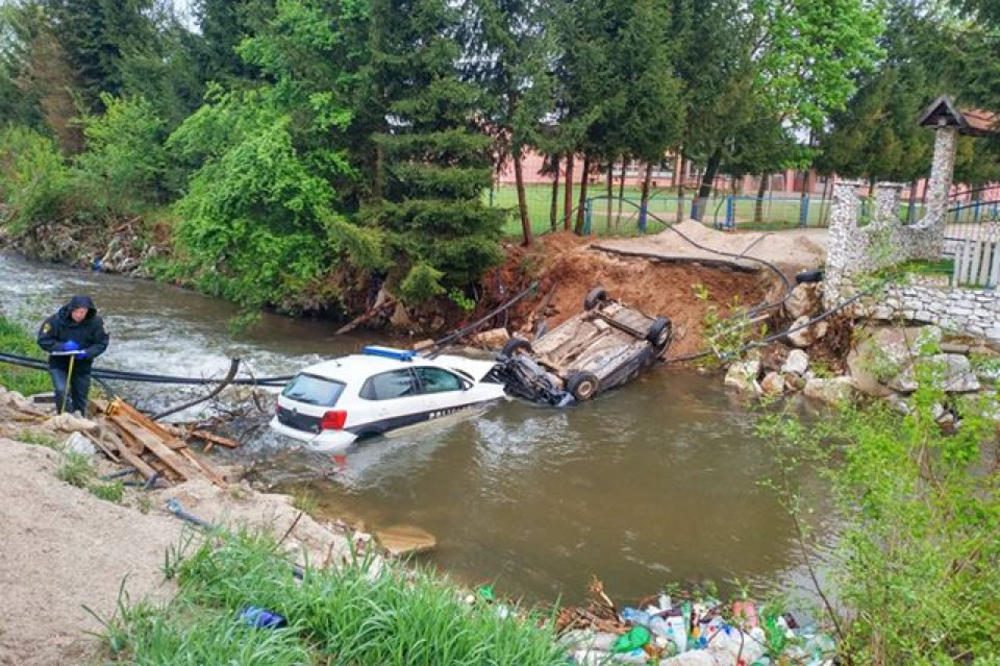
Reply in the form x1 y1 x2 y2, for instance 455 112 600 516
321 410 347 430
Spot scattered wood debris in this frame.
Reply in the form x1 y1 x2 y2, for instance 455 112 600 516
87 397 235 488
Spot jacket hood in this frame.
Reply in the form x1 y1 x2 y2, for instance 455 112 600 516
64 295 97 320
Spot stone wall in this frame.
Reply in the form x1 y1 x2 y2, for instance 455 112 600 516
860 284 1000 343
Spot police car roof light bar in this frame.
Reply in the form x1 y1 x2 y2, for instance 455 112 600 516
361 345 418 361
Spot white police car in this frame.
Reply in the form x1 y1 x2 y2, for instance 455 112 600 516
269 346 506 452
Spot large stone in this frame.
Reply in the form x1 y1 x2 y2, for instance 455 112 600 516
375 525 437 557
848 325 943 396
781 349 809 376
471 327 510 350
803 376 856 405
760 372 786 396
787 316 828 348
785 283 822 319
724 360 762 395
933 353 980 393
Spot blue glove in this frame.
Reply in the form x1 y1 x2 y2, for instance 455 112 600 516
61 340 80 352
76 350 88 359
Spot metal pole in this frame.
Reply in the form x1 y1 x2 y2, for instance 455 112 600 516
61 353 76 414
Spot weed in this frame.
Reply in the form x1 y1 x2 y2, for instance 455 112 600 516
694 284 763 369
107 530 567 664
90 481 125 504
57 451 94 488
290 488 317 515
137 495 152 515
17 429 62 450
0 316 51 396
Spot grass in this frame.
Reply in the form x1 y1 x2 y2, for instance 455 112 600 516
99 530 568 665
90 480 126 503
16 428 61 449
57 450 94 487
290 487 318 515
0 314 50 396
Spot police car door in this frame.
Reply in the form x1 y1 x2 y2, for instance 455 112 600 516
411 366 471 422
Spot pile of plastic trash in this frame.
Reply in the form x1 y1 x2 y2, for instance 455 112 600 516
560 592 837 666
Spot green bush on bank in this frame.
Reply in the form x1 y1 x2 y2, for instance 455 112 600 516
758 352 1000 665
0 315 49 396
101 531 567 665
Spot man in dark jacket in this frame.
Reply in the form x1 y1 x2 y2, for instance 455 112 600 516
37 295 110 414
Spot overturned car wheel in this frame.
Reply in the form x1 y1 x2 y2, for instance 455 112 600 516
583 287 608 311
501 338 533 357
566 371 600 401
646 316 672 349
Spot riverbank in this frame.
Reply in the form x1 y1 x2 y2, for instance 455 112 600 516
2 223 772 352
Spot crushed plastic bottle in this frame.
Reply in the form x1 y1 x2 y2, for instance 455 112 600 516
239 606 287 629
621 607 652 627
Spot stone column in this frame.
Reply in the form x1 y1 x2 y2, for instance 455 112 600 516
872 183 903 229
924 125 957 232
823 180 864 309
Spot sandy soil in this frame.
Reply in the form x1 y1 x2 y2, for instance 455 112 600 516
491 232 772 357
0 433 356 666
593 220 828 275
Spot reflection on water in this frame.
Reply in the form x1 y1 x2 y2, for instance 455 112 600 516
0 253 833 604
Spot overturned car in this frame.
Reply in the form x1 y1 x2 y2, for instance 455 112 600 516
491 287 673 405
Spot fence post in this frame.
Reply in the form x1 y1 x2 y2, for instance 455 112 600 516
638 199 647 234
584 198 593 235
726 196 734 229
799 194 810 227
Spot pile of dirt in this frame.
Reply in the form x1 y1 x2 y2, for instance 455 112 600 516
485 235 771 357
0 435 357 666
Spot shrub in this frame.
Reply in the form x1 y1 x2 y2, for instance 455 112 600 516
0 315 51 396
0 125 69 236
73 94 168 216
57 450 94 488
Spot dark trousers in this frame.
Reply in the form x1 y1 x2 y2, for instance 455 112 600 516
49 365 91 414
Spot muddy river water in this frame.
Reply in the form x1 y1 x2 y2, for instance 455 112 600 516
0 254 832 604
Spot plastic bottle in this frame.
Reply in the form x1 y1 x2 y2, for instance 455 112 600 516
664 615 687 655
648 615 670 638
620 606 652 627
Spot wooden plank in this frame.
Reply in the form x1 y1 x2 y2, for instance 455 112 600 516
969 241 983 286
114 446 159 480
989 241 1000 289
953 244 963 286
109 399 176 441
176 446 227 488
189 429 240 449
81 430 120 463
978 240 996 287
111 415 201 481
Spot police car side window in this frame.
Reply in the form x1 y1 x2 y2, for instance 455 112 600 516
414 367 462 393
361 370 417 400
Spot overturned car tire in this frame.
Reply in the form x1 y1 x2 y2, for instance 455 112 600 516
501 338 532 357
646 316 673 349
566 371 600 401
583 287 608 311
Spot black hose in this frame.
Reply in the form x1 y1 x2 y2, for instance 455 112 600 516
0 351 291 386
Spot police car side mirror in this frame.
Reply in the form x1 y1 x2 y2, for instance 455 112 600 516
461 380 473 391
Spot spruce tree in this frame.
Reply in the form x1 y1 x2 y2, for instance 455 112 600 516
363 0 504 303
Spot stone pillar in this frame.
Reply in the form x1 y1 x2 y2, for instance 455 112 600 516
823 180 864 309
924 126 957 232
873 183 904 229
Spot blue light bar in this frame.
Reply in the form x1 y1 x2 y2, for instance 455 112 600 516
361 345 418 361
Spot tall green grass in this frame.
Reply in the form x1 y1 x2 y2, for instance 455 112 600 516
0 315 50 396
100 531 567 665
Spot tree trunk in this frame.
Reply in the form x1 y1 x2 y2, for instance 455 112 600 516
606 162 614 231
574 153 591 234
754 172 769 225
671 151 682 188
694 147 722 222
563 152 574 230
513 148 532 245
640 162 653 231
675 155 686 224
549 155 560 231
617 159 627 225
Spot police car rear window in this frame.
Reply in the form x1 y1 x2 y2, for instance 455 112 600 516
282 373 345 407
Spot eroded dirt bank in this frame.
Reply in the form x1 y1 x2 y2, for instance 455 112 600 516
486 233 774 357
